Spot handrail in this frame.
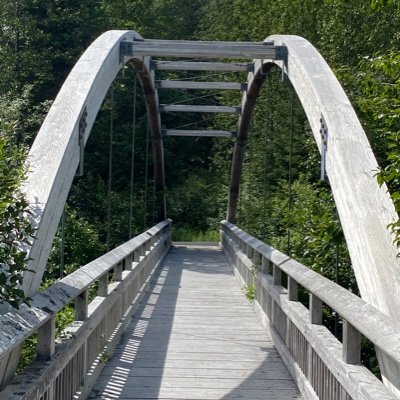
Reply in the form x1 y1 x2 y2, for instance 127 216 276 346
0 220 171 399
221 220 399 399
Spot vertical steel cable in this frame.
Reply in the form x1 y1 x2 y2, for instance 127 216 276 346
129 75 137 239
60 206 65 278
287 85 294 256
143 119 150 230
106 85 114 251
262 76 272 238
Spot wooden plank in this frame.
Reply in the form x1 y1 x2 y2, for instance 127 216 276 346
152 61 252 72
163 130 234 138
160 104 240 113
128 40 282 59
89 246 302 399
156 80 246 90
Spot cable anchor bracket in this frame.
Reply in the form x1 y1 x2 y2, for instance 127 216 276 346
320 114 328 181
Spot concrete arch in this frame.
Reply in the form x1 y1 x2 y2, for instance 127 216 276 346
22 30 165 296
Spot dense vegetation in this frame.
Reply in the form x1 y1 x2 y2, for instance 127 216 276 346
0 0 399 342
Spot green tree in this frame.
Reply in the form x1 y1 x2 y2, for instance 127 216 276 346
0 137 33 308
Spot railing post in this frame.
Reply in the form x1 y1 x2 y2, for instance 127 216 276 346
273 264 282 285
133 249 140 263
125 254 133 271
115 262 123 281
310 293 322 325
75 289 88 321
145 236 152 252
261 256 268 274
246 243 253 259
288 276 298 301
37 317 55 359
253 250 260 268
98 273 108 297
343 321 361 364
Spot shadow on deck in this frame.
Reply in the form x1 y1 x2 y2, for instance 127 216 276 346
89 245 301 400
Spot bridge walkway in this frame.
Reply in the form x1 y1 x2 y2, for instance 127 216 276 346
89 244 302 399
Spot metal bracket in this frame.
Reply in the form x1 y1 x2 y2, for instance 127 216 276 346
275 46 288 62
260 60 269 76
76 107 87 177
247 63 255 73
120 40 133 57
120 37 145 60
319 114 328 181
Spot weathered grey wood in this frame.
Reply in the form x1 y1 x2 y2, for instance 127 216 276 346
21 30 170 301
37 317 55 359
89 245 302 399
227 38 400 394
273 264 282 285
23 31 138 297
0 221 171 398
114 262 123 281
221 222 400 365
262 256 271 274
151 60 254 72
343 321 361 365
124 254 133 271
160 104 241 113
98 274 108 297
164 129 234 137
264 35 400 321
310 294 322 325
75 289 88 321
156 80 246 90
128 39 283 59
288 276 298 301
221 223 400 399
152 60 252 71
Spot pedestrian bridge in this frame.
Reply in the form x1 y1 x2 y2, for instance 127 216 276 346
0 31 400 399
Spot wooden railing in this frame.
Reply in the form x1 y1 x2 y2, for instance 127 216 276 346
221 221 400 400
0 220 171 400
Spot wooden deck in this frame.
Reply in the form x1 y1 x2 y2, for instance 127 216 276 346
89 244 302 400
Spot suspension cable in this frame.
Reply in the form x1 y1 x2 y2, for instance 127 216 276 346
129 75 137 239
287 84 294 256
262 76 272 239
106 85 114 251
143 119 150 230
60 206 66 278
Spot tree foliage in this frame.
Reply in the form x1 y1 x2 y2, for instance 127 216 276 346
0 136 33 308
0 0 399 307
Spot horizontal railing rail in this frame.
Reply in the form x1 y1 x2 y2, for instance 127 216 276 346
221 220 400 400
0 220 172 400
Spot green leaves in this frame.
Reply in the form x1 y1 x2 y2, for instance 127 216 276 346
0 136 33 308
348 51 400 249
371 0 397 11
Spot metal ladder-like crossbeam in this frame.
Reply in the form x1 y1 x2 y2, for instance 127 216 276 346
121 39 287 138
